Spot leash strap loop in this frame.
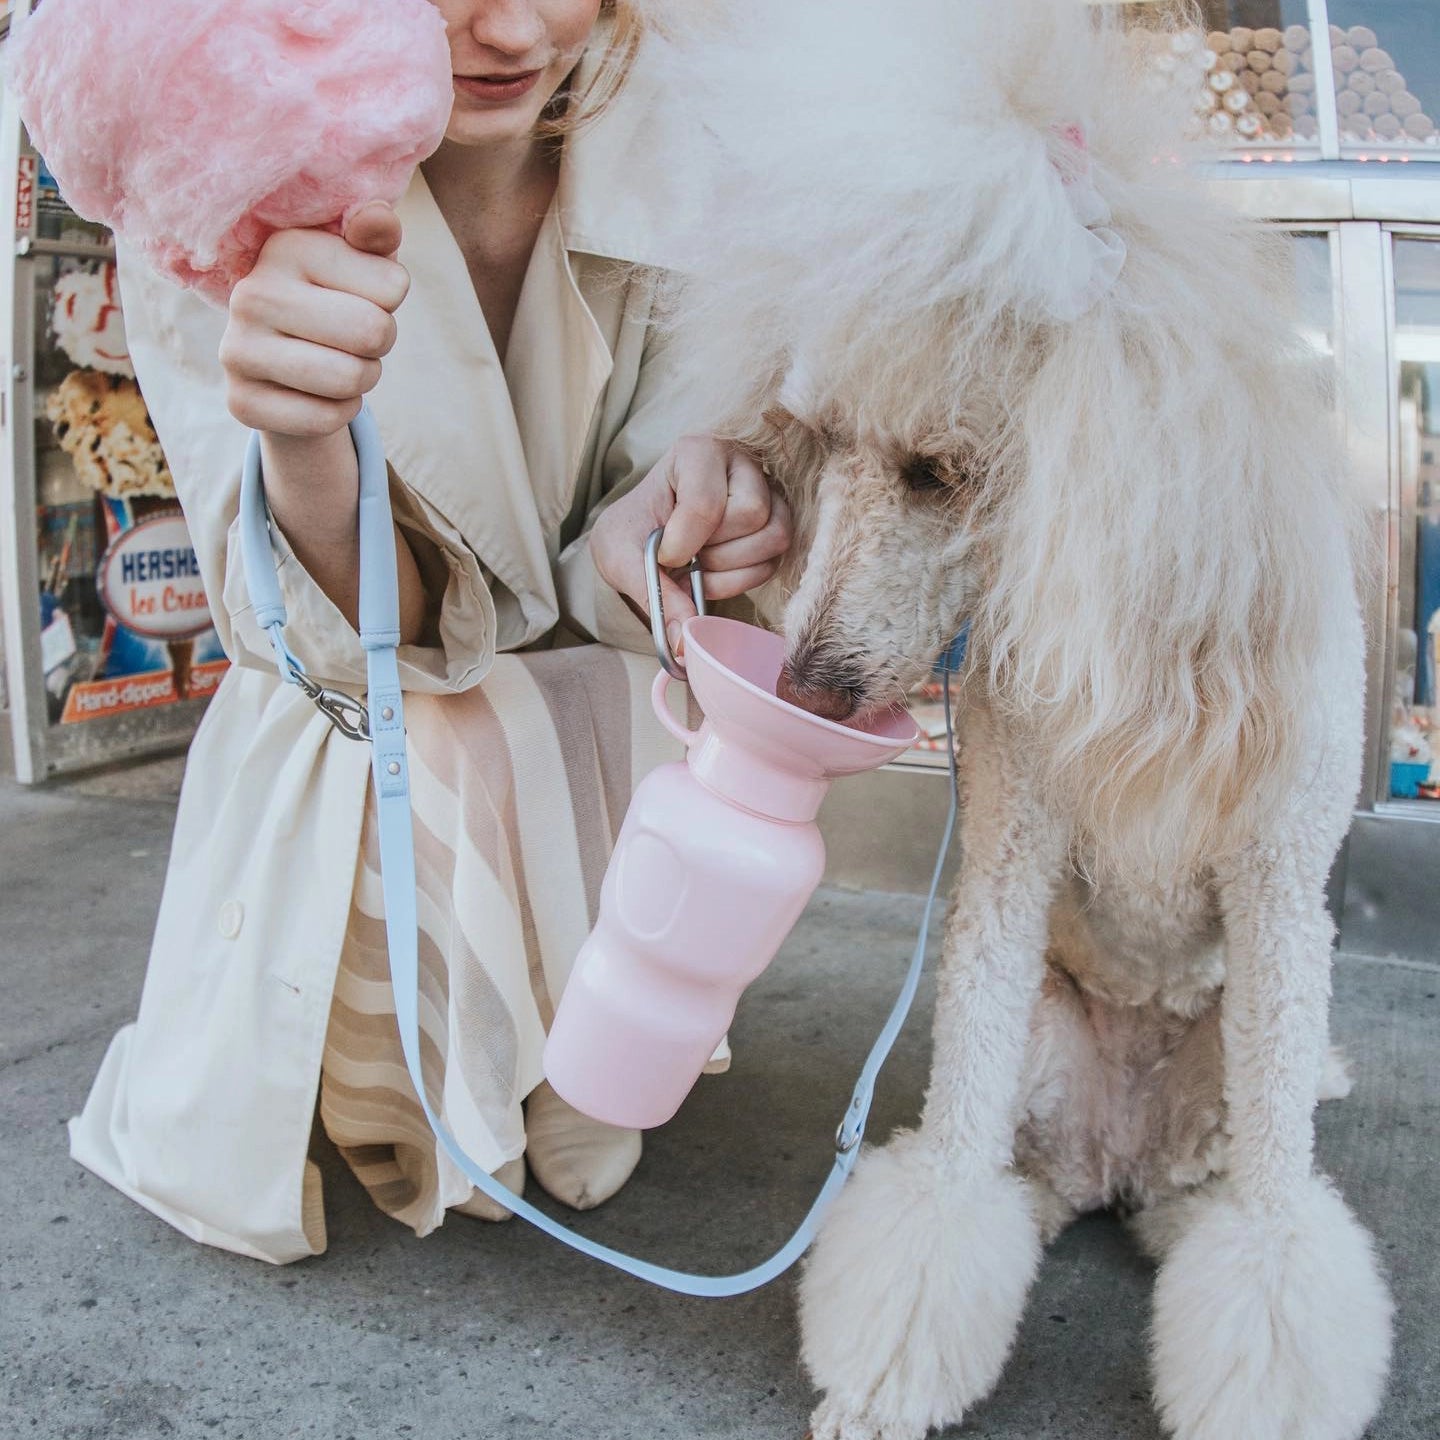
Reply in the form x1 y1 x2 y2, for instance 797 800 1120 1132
241 433 372 742
239 404 957 1296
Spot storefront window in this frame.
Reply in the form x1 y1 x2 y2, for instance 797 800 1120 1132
22 154 228 737
30 248 229 724
1327 3 1440 154
1391 238 1440 801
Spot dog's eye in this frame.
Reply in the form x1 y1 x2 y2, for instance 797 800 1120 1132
901 456 947 493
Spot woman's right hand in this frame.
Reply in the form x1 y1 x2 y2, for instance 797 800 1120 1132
220 203 426 645
219 202 411 438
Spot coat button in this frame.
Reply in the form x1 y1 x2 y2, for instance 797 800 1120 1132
218 900 244 940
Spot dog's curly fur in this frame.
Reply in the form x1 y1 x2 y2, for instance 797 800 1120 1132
638 3 1395 1437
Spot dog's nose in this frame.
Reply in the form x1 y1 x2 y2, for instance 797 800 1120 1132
776 666 858 723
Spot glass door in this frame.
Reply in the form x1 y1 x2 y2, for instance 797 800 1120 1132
1383 230 1440 806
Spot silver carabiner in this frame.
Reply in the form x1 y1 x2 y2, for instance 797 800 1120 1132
645 526 707 680
293 671 371 742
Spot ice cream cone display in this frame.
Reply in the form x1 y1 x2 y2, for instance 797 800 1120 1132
1137 15 1438 152
1327 22 1439 148
33 260 227 726
49 261 132 377
167 637 196 700
43 369 174 508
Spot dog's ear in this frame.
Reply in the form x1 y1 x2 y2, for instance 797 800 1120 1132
752 402 825 529
976 187 1357 873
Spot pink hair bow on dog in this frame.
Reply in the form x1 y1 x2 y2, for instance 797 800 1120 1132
1044 121 1127 322
5 0 454 304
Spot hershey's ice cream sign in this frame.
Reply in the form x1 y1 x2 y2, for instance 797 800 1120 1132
97 513 211 641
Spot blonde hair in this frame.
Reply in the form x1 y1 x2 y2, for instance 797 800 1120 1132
543 1 645 137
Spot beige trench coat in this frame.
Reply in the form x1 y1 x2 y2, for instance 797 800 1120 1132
68 85 699 1264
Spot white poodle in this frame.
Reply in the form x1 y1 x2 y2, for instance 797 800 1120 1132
640 3 1395 1437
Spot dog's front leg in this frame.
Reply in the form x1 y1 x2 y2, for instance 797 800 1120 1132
1147 829 1393 1440
800 703 1065 1440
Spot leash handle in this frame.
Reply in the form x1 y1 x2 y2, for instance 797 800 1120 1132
239 405 958 1296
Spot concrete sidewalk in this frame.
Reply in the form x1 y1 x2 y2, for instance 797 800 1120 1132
1 762 1436 1440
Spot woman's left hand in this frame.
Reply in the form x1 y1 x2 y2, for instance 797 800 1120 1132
590 436 792 649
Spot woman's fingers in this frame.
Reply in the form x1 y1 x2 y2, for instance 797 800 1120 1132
220 329 383 402
592 436 793 626
697 488 792 573
342 200 405 260
697 559 783 602
659 440 785 565
224 376 363 437
249 226 410 313
704 451 774 547
231 277 399 359
656 437 730 567
656 570 701 654
222 221 409 438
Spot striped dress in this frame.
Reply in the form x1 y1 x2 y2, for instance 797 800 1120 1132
317 644 727 1235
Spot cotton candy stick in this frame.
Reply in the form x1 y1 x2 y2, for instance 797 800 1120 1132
6 0 453 303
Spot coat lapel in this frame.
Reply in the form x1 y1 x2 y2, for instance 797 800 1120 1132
557 46 702 273
369 173 558 649
366 105 682 650
505 204 615 542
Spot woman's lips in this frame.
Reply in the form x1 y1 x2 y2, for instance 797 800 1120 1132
454 70 542 103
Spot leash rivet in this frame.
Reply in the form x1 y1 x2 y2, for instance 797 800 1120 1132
387 761 401 776
381 706 394 722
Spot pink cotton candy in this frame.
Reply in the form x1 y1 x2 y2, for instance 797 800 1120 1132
7 0 453 304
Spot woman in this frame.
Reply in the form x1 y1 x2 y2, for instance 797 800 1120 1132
69 0 791 1263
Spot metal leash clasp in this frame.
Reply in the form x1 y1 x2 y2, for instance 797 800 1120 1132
835 1095 866 1155
293 670 371 741
644 527 707 680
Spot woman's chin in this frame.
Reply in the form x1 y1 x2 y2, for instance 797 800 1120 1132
444 103 551 147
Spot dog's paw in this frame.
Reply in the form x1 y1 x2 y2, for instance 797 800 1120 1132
807 1392 931 1440
1151 1174 1392 1440
799 1131 1041 1439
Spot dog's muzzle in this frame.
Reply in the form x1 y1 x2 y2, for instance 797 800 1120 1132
776 656 866 723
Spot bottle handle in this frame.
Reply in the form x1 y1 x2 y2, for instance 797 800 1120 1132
652 669 703 747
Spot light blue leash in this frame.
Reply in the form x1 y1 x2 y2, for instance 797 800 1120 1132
239 405 957 1296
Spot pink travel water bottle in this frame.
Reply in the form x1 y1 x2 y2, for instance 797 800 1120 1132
543 535 919 1129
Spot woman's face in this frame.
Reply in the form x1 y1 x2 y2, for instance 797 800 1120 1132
429 0 604 146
